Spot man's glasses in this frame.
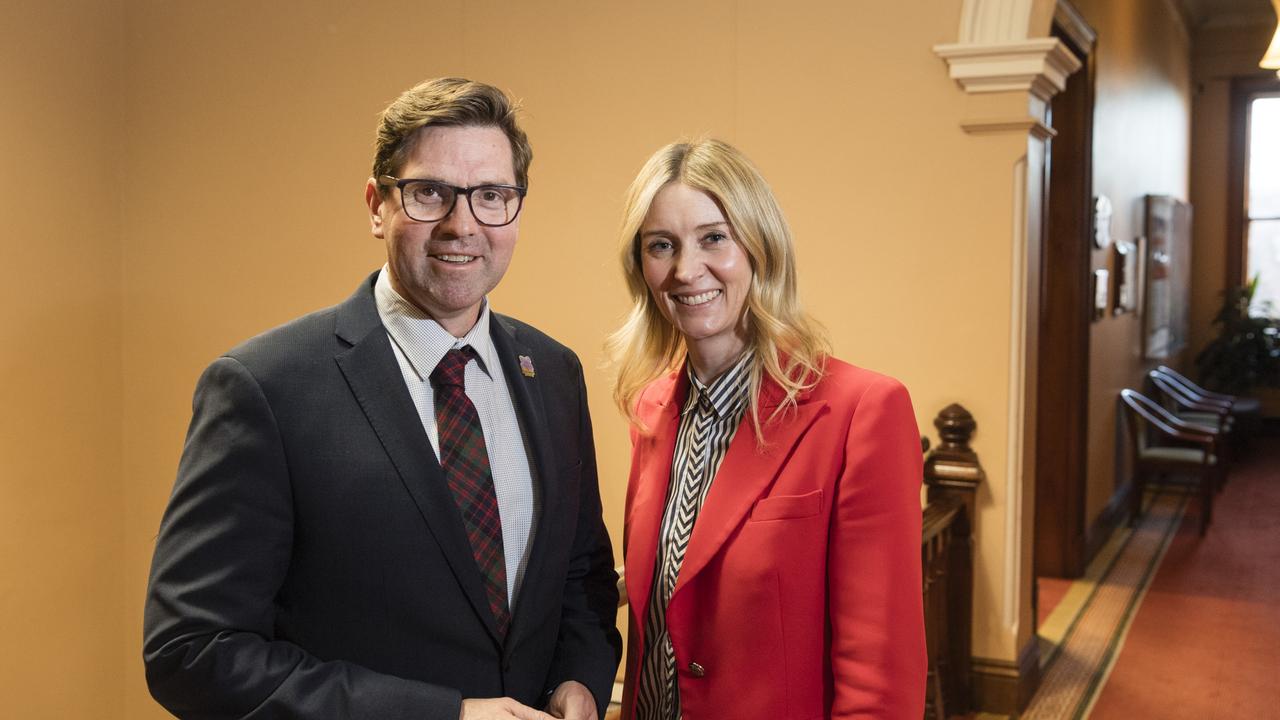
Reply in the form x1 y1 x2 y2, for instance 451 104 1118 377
378 176 527 227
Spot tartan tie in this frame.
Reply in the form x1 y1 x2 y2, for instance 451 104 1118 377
431 347 510 637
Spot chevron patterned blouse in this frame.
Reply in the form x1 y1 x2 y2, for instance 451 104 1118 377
635 352 753 720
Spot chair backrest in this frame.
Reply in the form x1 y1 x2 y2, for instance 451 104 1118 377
1156 365 1234 404
1120 389 1156 454
1148 371 1194 409
1148 370 1230 416
1120 388 1194 453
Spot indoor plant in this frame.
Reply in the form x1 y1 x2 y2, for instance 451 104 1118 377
1194 276 1280 394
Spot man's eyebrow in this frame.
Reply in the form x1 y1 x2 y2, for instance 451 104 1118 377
401 176 517 187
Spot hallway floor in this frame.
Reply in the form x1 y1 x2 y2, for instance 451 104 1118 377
1022 432 1280 719
1088 435 1280 718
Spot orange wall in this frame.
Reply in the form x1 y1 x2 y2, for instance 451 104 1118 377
118 6 1042 710
0 2 127 717
7 1 1073 716
1070 0 1192 524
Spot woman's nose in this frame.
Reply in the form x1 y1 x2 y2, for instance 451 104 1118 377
673 247 704 283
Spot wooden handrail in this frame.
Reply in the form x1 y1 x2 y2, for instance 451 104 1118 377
921 494 964 545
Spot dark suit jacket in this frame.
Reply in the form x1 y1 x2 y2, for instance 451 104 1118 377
144 272 621 720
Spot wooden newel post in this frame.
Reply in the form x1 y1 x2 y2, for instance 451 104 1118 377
923 403 985 716
924 403 985 520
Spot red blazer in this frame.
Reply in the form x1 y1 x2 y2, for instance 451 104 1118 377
621 358 926 720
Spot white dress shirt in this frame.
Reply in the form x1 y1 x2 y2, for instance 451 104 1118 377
374 266 538 607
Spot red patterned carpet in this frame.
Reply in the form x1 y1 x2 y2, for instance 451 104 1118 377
1089 436 1280 719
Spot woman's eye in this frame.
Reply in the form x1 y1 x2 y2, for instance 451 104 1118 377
646 240 673 253
704 232 728 244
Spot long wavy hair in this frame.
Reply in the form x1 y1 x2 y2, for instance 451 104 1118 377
607 139 829 438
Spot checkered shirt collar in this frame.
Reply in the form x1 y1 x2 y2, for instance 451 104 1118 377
374 265 497 381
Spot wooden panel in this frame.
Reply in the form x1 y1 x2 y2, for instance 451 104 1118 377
1034 22 1094 579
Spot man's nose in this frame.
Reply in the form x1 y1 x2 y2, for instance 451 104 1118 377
436 193 480 237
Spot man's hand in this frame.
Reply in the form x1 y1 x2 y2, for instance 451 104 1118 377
546 680 598 720
460 697 556 720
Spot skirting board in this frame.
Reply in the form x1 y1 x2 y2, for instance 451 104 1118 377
1085 481 1136 567
972 636 1042 717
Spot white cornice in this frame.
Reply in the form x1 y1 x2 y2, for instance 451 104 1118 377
961 116 1058 139
934 38 1083 100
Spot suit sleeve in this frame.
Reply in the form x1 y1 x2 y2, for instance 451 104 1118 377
143 357 462 720
542 356 623 716
827 376 927 719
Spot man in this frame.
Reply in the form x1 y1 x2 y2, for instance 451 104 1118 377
144 78 621 720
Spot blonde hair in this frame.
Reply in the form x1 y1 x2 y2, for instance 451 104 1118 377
607 139 829 438
372 77 532 189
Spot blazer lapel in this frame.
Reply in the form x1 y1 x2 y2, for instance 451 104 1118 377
332 276 503 643
487 315 559 646
671 381 825 600
624 374 685 631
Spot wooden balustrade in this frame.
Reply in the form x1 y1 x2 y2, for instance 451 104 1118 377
609 404 984 720
922 403 984 719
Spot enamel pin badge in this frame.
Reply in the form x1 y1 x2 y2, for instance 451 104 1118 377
518 355 535 378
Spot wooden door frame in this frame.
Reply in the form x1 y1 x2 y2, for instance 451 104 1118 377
1033 0 1095 580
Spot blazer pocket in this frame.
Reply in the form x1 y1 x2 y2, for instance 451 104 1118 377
749 489 823 522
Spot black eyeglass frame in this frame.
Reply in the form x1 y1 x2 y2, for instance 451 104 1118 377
378 175 528 227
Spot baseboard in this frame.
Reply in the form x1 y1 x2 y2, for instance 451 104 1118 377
1084 480 1134 565
972 636 1042 717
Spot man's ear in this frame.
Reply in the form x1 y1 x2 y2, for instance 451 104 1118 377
365 178 387 239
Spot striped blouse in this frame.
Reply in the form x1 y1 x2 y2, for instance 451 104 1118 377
635 352 753 720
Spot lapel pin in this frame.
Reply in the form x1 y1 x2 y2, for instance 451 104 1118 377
518 355 535 378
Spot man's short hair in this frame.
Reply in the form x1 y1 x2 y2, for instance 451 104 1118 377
373 77 533 189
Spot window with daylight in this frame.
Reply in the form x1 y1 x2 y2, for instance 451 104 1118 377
1247 94 1280 316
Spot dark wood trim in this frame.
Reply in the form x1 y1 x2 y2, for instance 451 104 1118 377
1034 15 1094 580
923 404 985 718
1084 477 1135 562
1053 0 1096 54
1227 75 1280 290
971 637 1043 717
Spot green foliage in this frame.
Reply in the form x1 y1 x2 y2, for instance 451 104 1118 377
1194 277 1280 394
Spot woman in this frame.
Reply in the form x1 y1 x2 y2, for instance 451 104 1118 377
609 139 926 720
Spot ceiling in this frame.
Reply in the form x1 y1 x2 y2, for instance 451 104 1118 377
1177 0 1276 28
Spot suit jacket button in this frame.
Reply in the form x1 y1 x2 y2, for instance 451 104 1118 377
688 662 705 678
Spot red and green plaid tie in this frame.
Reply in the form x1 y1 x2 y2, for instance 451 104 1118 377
431 347 510 637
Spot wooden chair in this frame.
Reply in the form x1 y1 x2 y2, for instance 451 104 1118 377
1119 389 1223 536
1147 370 1232 432
1146 371 1233 488
1155 364 1262 417
1156 365 1262 448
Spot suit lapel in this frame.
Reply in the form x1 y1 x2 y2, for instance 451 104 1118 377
487 315 560 645
671 382 825 600
624 374 685 632
332 276 503 643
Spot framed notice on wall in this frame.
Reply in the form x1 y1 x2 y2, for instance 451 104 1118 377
1112 239 1140 315
1143 196 1192 358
